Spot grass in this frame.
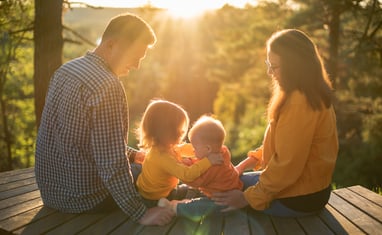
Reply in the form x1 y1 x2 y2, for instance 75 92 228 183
372 187 382 195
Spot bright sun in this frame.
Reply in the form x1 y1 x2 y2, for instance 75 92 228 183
70 1 241 19
161 2 220 18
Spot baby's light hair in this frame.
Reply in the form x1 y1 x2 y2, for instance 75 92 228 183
188 115 226 148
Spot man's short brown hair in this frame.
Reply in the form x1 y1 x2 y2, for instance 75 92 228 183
101 13 156 47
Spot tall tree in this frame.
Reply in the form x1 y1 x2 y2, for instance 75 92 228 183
0 0 34 170
287 0 359 87
33 0 63 127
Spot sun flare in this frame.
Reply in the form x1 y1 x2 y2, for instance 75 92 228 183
70 0 245 19
161 2 219 18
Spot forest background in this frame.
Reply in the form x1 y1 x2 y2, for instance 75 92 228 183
0 0 381 192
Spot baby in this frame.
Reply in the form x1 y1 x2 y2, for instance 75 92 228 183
159 115 243 220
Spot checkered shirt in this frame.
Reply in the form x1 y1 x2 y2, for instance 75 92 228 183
35 51 146 221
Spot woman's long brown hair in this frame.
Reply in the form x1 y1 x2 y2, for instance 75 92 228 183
266 29 334 121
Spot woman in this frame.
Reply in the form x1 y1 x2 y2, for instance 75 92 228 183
213 29 339 217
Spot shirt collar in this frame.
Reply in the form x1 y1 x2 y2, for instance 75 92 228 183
85 51 115 76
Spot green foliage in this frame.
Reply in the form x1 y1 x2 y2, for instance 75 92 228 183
208 2 290 162
334 94 382 189
0 0 34 171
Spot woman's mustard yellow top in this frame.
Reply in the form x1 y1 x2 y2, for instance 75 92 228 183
244 90 339 210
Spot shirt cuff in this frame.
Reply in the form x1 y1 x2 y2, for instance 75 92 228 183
247 147 263 161
243 183 272 210
126 145 138 162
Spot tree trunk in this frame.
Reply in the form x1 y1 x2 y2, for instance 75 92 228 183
0 96 12 170
328 3 340 89
33 0 63 128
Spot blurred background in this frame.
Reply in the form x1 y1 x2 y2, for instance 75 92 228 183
0 0 381 192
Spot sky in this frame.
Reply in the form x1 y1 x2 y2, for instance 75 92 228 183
71 0 257 18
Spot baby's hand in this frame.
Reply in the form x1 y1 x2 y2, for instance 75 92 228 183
207 152 223 165
234 164 245 176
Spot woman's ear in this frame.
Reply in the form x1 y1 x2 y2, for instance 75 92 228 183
206 145 212 153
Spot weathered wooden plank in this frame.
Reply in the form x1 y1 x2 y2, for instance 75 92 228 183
0 228 14 235
0 190 40 210
194 211 224 235
329 192 382 234
223 209 251 235
0 168 34 182
297 214 334 235
0 206 56 233
1 167 381 235
247 209 276 235
45 213 105 235
334 188 382 223
13 211 79 234
0 197 43 221
110 218 170 235
347 185 382 207
78 210 128 235
108 219 146 235
0 183 38 201
319 205 365 235
0 171 34 189
271 217 305 235
0 177 36 192
167 217 200 235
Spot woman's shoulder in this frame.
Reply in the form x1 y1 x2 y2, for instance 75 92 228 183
287 90 333 112
282 90 309 111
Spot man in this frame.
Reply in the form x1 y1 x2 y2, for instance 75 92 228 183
35 13 174 225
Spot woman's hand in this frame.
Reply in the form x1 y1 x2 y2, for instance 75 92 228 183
212 190 249 212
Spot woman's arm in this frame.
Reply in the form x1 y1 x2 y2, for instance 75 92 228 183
235 157 258 175
235 147 263 175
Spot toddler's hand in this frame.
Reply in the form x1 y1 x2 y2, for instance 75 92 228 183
182 157 193 166
207 152 223 165
134 151 146 164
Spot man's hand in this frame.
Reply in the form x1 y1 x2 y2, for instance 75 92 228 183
138 206 175 226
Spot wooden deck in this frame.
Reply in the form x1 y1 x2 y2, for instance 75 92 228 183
0 168 381 235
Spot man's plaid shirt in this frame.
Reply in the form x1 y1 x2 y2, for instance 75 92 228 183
35 52 146 221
